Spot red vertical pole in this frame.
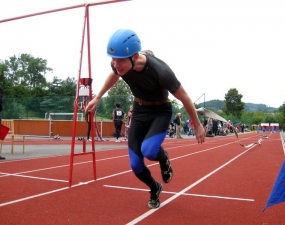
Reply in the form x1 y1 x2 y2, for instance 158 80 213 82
86 5 97 180
69 6 88 187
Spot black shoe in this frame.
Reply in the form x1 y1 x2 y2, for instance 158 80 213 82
0 156 5 160
148 182 163 209
160 150 173 183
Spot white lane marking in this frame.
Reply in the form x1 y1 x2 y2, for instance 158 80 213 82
0 172 68 182
0 155 129 179
126 144 257 225
0 182 86 207
104 185 254 202
0 140 256 209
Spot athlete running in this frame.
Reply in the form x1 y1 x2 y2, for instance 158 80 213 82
85 29 205 209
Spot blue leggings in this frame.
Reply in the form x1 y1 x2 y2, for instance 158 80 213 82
128 102 172 174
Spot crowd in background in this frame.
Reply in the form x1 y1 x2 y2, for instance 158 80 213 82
168 113 249 138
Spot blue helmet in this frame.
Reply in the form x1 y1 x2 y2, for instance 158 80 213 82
107 29 141 58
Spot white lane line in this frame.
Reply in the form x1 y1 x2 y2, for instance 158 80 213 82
0 172 68 183
0 155 129 179
126 144 258 225
104 185 254 202
0 182 86 207
0 141 255 208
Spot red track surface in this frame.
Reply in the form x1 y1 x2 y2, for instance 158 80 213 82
1 132 285 224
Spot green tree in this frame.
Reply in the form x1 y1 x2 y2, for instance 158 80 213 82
264 113 276 123
251 112 264 125
40 77 76 114
3 54 52 88
278 102 285 128
2 100 26 119
223 88 244 118
104 79 133 117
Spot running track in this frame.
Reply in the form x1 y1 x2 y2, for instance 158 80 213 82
1 132 285 224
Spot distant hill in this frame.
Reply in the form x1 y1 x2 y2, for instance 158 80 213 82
197 99 278 112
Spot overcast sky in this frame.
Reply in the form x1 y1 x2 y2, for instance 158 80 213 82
0 0 284 108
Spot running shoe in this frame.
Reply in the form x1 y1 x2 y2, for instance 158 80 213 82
148 182 163 209
159 150 173 183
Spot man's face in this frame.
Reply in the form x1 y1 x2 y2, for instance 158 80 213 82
111 58 132 75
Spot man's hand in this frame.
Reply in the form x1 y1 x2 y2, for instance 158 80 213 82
85 98 99 114
195 124 206 144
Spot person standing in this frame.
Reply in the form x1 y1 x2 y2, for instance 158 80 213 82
85 29 205 209
174 113 183 139
212 119 218 136
86 110 92 141
0 86 5 160
189 119 195 136
112 103 125 142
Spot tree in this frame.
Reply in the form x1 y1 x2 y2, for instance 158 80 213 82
279 102 285 128
40 76 76 114
3 54 52 88
251 112 265 125
223 88 244 118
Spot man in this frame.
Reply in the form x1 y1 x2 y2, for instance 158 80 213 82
212 119 218 136
0 86 5 160
86 110 92 141
85 29 205 209
189 119 195 136
174 113 183 139
112 103 125 142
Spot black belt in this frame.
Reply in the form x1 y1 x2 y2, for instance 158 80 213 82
134 97 169 106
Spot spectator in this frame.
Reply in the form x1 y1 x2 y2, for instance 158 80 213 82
241 123 245 133
212 119 218 136
188 119 195 136
86 110 92 141
184 119 190 135
219 128 228 136
174 113 183 139
112 103 125 143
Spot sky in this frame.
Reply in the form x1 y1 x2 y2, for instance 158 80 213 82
0 0 284 108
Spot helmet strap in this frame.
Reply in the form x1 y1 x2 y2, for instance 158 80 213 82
129 57 135 70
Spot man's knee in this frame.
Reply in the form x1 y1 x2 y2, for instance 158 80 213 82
141 143 160 161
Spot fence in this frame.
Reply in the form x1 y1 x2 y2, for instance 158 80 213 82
1 119 116 138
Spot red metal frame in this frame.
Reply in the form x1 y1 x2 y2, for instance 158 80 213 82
69 5 96 187
0 0 131 186
0 1 131 23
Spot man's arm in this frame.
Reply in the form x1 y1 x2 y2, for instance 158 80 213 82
172 84 205 143
85 72 120 113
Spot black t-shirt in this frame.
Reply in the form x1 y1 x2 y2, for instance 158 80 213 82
113 108 124 120
112 55 181 101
